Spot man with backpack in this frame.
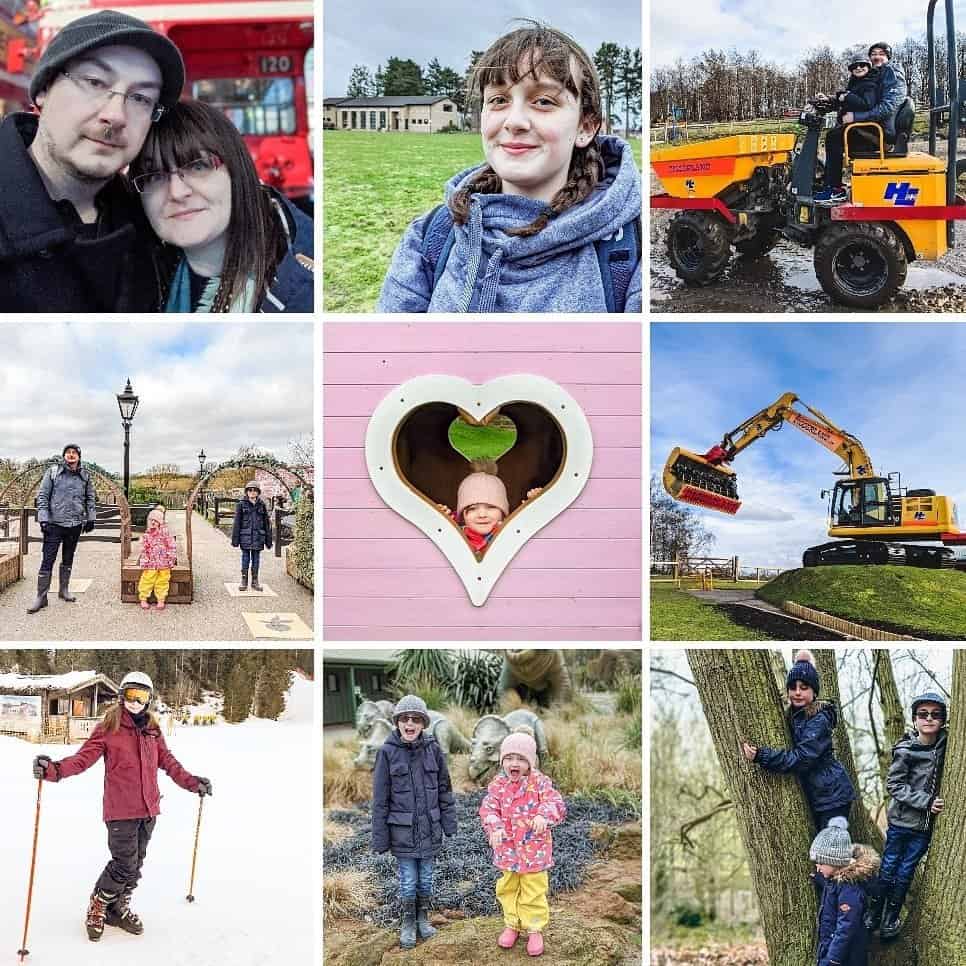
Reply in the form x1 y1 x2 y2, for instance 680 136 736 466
28 444 97 613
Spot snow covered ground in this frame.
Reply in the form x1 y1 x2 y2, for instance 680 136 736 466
0 674 315 965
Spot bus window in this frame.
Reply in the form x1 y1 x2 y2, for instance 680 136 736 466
193 78 296 136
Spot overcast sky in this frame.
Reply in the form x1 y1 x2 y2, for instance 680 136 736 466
0 322 313 476
323 0 641 95
651 322 966 569
652 0 966 69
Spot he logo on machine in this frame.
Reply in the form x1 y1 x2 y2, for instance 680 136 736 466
885 182 920 206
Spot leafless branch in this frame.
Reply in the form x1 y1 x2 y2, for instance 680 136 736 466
679 800 734 850
650 666 696 688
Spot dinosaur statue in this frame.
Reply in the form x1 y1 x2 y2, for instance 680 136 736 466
352 711 472 770
356 699 396 739
499 649 573 706
467 709 550 783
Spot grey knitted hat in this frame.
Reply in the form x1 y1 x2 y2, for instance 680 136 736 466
809 816 853 867
30 10 185 109
393 694 430 727
244 481 261 494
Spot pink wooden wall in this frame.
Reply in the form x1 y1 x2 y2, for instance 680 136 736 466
323 323 642 641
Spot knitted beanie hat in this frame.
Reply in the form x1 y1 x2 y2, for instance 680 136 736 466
29 10 185 109
392 694 430 728
147 505 165 528
245 480 261 494
787 649 820 697
809 816 853 867
456 472 509 522
62 443 81 458
500 731 537 771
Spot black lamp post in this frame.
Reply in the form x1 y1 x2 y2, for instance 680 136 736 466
116 379 139 498
198 449 206 476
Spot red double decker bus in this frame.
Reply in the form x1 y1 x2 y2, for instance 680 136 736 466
31 0 314 208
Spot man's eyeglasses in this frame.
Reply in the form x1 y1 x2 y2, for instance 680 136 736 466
915 710 945 721
62 71 164 122
132 155 224 195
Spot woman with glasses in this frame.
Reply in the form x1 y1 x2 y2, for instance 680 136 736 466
129 99 313 312
31 671 212 941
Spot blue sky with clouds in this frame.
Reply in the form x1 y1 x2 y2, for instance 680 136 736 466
652 0 966 68
651 322 966 568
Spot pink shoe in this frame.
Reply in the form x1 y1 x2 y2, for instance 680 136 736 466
498 927 519 949
139 600 150 610
156 600 166 610
526 933 544 957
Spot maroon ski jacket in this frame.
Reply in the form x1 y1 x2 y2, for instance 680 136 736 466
42 709 199 821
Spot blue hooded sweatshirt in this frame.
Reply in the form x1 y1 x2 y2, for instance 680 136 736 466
376 135 641 313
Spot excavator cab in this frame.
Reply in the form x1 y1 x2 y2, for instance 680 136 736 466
663 447 741 515
829 478 896 529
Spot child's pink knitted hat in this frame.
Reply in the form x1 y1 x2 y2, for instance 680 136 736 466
457 472 509 521
147 506 166 527
500 731 537 770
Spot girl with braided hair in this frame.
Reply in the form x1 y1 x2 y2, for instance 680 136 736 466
377 22 641 313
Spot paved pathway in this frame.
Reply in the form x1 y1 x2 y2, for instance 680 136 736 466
0 512 314 641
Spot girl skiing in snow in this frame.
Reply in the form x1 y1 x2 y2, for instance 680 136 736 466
370 695 457 950
741 649 856 830
479 729 566 958
376 22 642 313
32 671 212 942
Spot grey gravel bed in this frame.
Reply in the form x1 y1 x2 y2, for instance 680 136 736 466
324 790 639 925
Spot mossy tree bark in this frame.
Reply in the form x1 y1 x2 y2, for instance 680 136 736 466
916 650 966 962
872 649 907 790
686 649 817 966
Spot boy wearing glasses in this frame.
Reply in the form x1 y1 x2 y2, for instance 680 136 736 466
866 691 948 939
0 10 184 311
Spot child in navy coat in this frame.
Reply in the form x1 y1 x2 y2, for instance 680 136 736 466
742 650 857 830
810 817 879 966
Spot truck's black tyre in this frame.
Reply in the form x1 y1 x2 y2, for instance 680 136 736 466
735 229 779 259
667 210 732 285
814 222 907 308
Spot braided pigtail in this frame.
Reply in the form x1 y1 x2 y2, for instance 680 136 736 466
449 167 503 225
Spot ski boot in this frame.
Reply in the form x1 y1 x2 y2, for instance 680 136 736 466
399 897 417 949
86 889 116 941
26 571 51 614
416 895 437 940
106 890 144 935
58 565 77 602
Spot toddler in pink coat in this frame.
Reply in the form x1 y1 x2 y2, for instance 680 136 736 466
478 730 566 957
137 505 177 610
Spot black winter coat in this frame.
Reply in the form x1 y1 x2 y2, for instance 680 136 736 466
814 845 879 966
371 730 457 859
839 70 879 116
756 701 856 814
0 113 157 312
231 498 273 550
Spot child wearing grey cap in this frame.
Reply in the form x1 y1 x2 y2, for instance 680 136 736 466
810 817 879 966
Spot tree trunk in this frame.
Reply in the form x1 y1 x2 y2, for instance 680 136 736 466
768 648 788 695
916 649 966 961
687 649 817 965
872 649 907 789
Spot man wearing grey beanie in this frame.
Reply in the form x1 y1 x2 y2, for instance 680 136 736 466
0 10 184 311
810 817 880 966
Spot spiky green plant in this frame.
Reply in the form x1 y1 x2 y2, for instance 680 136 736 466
450 649 502 712
391 673 451 711
615 672 642 715
391 650 454 693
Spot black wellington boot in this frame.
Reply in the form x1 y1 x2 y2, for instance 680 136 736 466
399 897 417 949
86 889 116 942
239 571 248 591
251 572 263 592
58 565 77 602
880 884 909 941
27 571 51 614
416 895 437 940
863 880 885 932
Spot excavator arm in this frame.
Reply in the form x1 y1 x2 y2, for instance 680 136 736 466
663 392 877 514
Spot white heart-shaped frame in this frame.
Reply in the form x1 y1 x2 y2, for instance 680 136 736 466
365 375 594 606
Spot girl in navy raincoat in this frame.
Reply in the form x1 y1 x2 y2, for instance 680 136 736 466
810 817 880 966
371 695 457 950
741 650 856 829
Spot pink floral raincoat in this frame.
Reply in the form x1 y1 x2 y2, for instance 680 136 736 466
138 524 177 570
478 769 566 873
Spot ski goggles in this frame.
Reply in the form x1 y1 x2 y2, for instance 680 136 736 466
121 687 151 705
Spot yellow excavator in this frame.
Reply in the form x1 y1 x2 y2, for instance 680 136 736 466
663 392 965 567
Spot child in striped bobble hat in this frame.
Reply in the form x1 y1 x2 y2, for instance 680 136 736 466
478 728 565 957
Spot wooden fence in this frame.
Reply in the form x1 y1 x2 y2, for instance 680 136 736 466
782 601 917 641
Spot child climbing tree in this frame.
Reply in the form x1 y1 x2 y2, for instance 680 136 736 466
686 648 965 966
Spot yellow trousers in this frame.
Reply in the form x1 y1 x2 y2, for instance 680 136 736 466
495 869 549 934
138 569 171 603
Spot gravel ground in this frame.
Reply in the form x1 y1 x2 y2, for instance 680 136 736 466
324 790 639 926
0 512 314 641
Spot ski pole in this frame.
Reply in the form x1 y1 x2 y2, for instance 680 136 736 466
186 795 204 902
18 778 43 962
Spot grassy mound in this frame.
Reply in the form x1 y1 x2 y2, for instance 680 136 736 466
650 585 776 641
756 566 966 638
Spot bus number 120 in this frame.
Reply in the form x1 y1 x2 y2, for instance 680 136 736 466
259 54 293 74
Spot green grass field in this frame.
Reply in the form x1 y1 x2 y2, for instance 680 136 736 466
757 566 966 638
447 416 516 461
650 584 775 641
322 130 643 313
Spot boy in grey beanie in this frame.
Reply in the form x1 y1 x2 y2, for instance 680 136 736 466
810 817 879 966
